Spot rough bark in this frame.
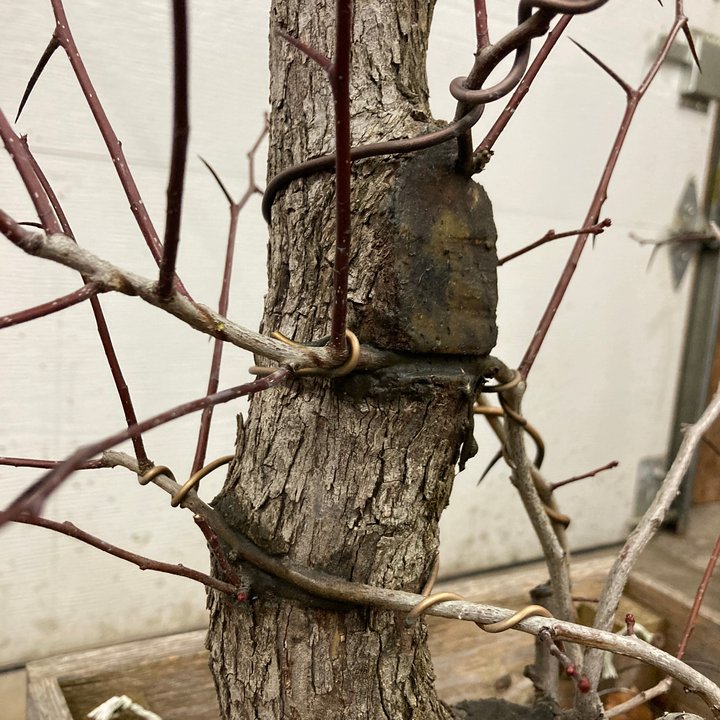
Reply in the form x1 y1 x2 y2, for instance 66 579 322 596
206 2 498 718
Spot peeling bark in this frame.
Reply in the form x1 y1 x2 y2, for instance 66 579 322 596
206 2 498 718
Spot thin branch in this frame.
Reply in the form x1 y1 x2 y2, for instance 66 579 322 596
0 368 290 527
501 376 577 654
604 677 673 719
18 136 150 466
0 456 107 470
93 451 720 719
549 460 618 492
0 215 305 366
676 526 720 660
582 383 720 689
157 0 190 299
328 0 353 353
498 219 611 266
0 111 59 233
46 0 191 298
192 119 268 474
519 5 691 379
474 0 490 50
477 14 572 155
0 282 102 329
15 514 239 597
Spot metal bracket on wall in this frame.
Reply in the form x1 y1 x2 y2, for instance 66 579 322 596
668 179 718 287
661 29 720 112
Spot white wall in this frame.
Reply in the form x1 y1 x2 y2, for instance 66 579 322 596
0 1 717 666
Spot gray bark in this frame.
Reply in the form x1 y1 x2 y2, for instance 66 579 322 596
206 2 497 718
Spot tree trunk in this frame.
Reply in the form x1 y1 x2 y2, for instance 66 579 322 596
206 2 497 718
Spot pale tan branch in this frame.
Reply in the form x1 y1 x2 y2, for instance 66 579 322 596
584 385 720 687
103 450 720 718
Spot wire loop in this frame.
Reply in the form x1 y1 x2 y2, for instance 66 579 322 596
171 454 234 507
138 465 175 486
251 329 360 379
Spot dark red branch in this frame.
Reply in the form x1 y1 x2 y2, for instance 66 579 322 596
0 282 102 329
0 368 290 528
46 0 191 298
676 528 720 660
18 137 150 466
191 120 268 474
157 0 190 299
0 456 106 470
0 112 59 233
498 219 611 266
519 6 691 379
16 514 238 596
549 460 618 492
475 0 490 50
328 0 353 352
477 14 572 156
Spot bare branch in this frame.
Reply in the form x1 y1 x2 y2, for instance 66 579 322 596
157 0 190 299
676 526 720 660
582 384 720 688
549 460 618 492
0 282 102 329
15 514 239 597
45 0 191 297
90 453 720 718
0 368 290 526
498 219 611 266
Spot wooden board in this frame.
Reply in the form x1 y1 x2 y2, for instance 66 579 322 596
26 632 219 720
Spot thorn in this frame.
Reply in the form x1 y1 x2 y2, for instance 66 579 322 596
682 24 701 72
569 38 633 95
16 35 62 123
198 155 235 205
276 27 332 72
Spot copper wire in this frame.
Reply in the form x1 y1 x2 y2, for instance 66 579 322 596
170 454 234 507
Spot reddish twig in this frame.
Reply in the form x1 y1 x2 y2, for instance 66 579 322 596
549 459 618 492
329 0 353 353
17 135 150 466
676 527 720 660
498 219 611 266
538 627 590 692
0 457 106 470
519 2 693 379
477 14 573 156
25 0 191 297
0 282 102 329
0 112 58 232
0 368 290 528
194 515 245 591
157 0 190 299
277 1 353 354
191 120 268 474
16 514 238 597
475 0 490 50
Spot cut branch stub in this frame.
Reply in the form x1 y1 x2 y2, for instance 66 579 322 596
363 143 497 354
